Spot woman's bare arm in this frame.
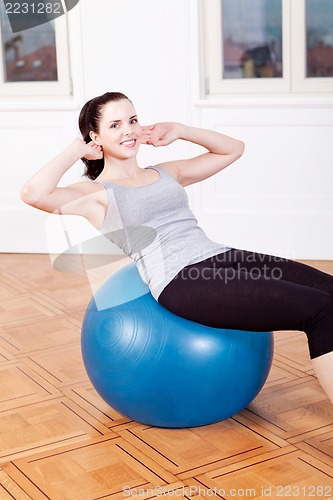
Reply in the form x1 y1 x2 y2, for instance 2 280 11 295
142 122 245 186
20 139 103 216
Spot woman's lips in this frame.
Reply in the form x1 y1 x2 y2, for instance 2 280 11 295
121 139 136 147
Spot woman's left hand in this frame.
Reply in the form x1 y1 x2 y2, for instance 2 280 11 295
141 122 184 147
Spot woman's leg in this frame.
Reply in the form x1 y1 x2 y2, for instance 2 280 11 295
219 250 333 402
158 257 333 403
212 248 333 295
312 352 333 403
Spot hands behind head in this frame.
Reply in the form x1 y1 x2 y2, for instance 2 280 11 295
141 122 183 147
76 122 183 160
76 138 103 160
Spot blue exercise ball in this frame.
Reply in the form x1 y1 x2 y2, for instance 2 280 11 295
81 263 273 428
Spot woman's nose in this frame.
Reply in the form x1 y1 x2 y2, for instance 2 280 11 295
122 124 132 136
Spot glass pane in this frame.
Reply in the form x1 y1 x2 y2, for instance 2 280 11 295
306 0 333 77
221 0 283 79
1 11 58 82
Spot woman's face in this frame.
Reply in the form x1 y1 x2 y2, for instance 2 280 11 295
91 99 142 160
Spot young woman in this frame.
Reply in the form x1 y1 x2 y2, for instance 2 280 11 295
21 91 333 405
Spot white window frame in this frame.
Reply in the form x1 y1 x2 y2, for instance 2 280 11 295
0 11 71 97
202 0 333 97
291 0 333 93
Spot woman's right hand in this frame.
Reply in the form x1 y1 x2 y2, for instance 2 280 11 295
73 138 103 161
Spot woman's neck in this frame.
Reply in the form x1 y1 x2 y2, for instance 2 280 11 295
99 157 142 180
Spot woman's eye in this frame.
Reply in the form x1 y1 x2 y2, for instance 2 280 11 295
110 123 119 129
131 119 138 124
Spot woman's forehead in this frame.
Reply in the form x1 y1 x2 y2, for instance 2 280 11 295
101 99 136 122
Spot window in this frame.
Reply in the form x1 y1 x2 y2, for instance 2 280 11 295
292 0 333 92
202 0 333 95
221 0 283 80
0 5 71 97
306 0 333 77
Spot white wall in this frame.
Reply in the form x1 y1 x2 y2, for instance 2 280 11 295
195 101 333 259
1 0 332 259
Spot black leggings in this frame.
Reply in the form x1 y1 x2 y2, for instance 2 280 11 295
158 249 333 359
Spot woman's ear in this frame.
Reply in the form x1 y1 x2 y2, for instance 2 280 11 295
89 131 102 145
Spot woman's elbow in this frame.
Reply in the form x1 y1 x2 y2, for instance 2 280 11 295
238 140 245 158
20 185 40 207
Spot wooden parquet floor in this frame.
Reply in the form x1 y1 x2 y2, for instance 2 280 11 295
0 254 332 500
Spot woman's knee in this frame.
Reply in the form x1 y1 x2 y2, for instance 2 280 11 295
306 294 333 359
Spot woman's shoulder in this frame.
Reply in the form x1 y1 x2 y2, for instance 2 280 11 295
66 180 107 207
153 162 180 182
65 180 107 229
69 179 105 194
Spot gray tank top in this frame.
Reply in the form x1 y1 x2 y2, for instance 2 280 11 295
96 166 231 300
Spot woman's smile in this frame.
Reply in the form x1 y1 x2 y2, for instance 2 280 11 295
120 138 137 148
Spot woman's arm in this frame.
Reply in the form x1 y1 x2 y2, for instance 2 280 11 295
20 139 103 216
142 122 244 186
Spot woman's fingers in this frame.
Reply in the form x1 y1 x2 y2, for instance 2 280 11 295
141 125 155 144
141 125 155 131
141 130 153 145
83 140 103 159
